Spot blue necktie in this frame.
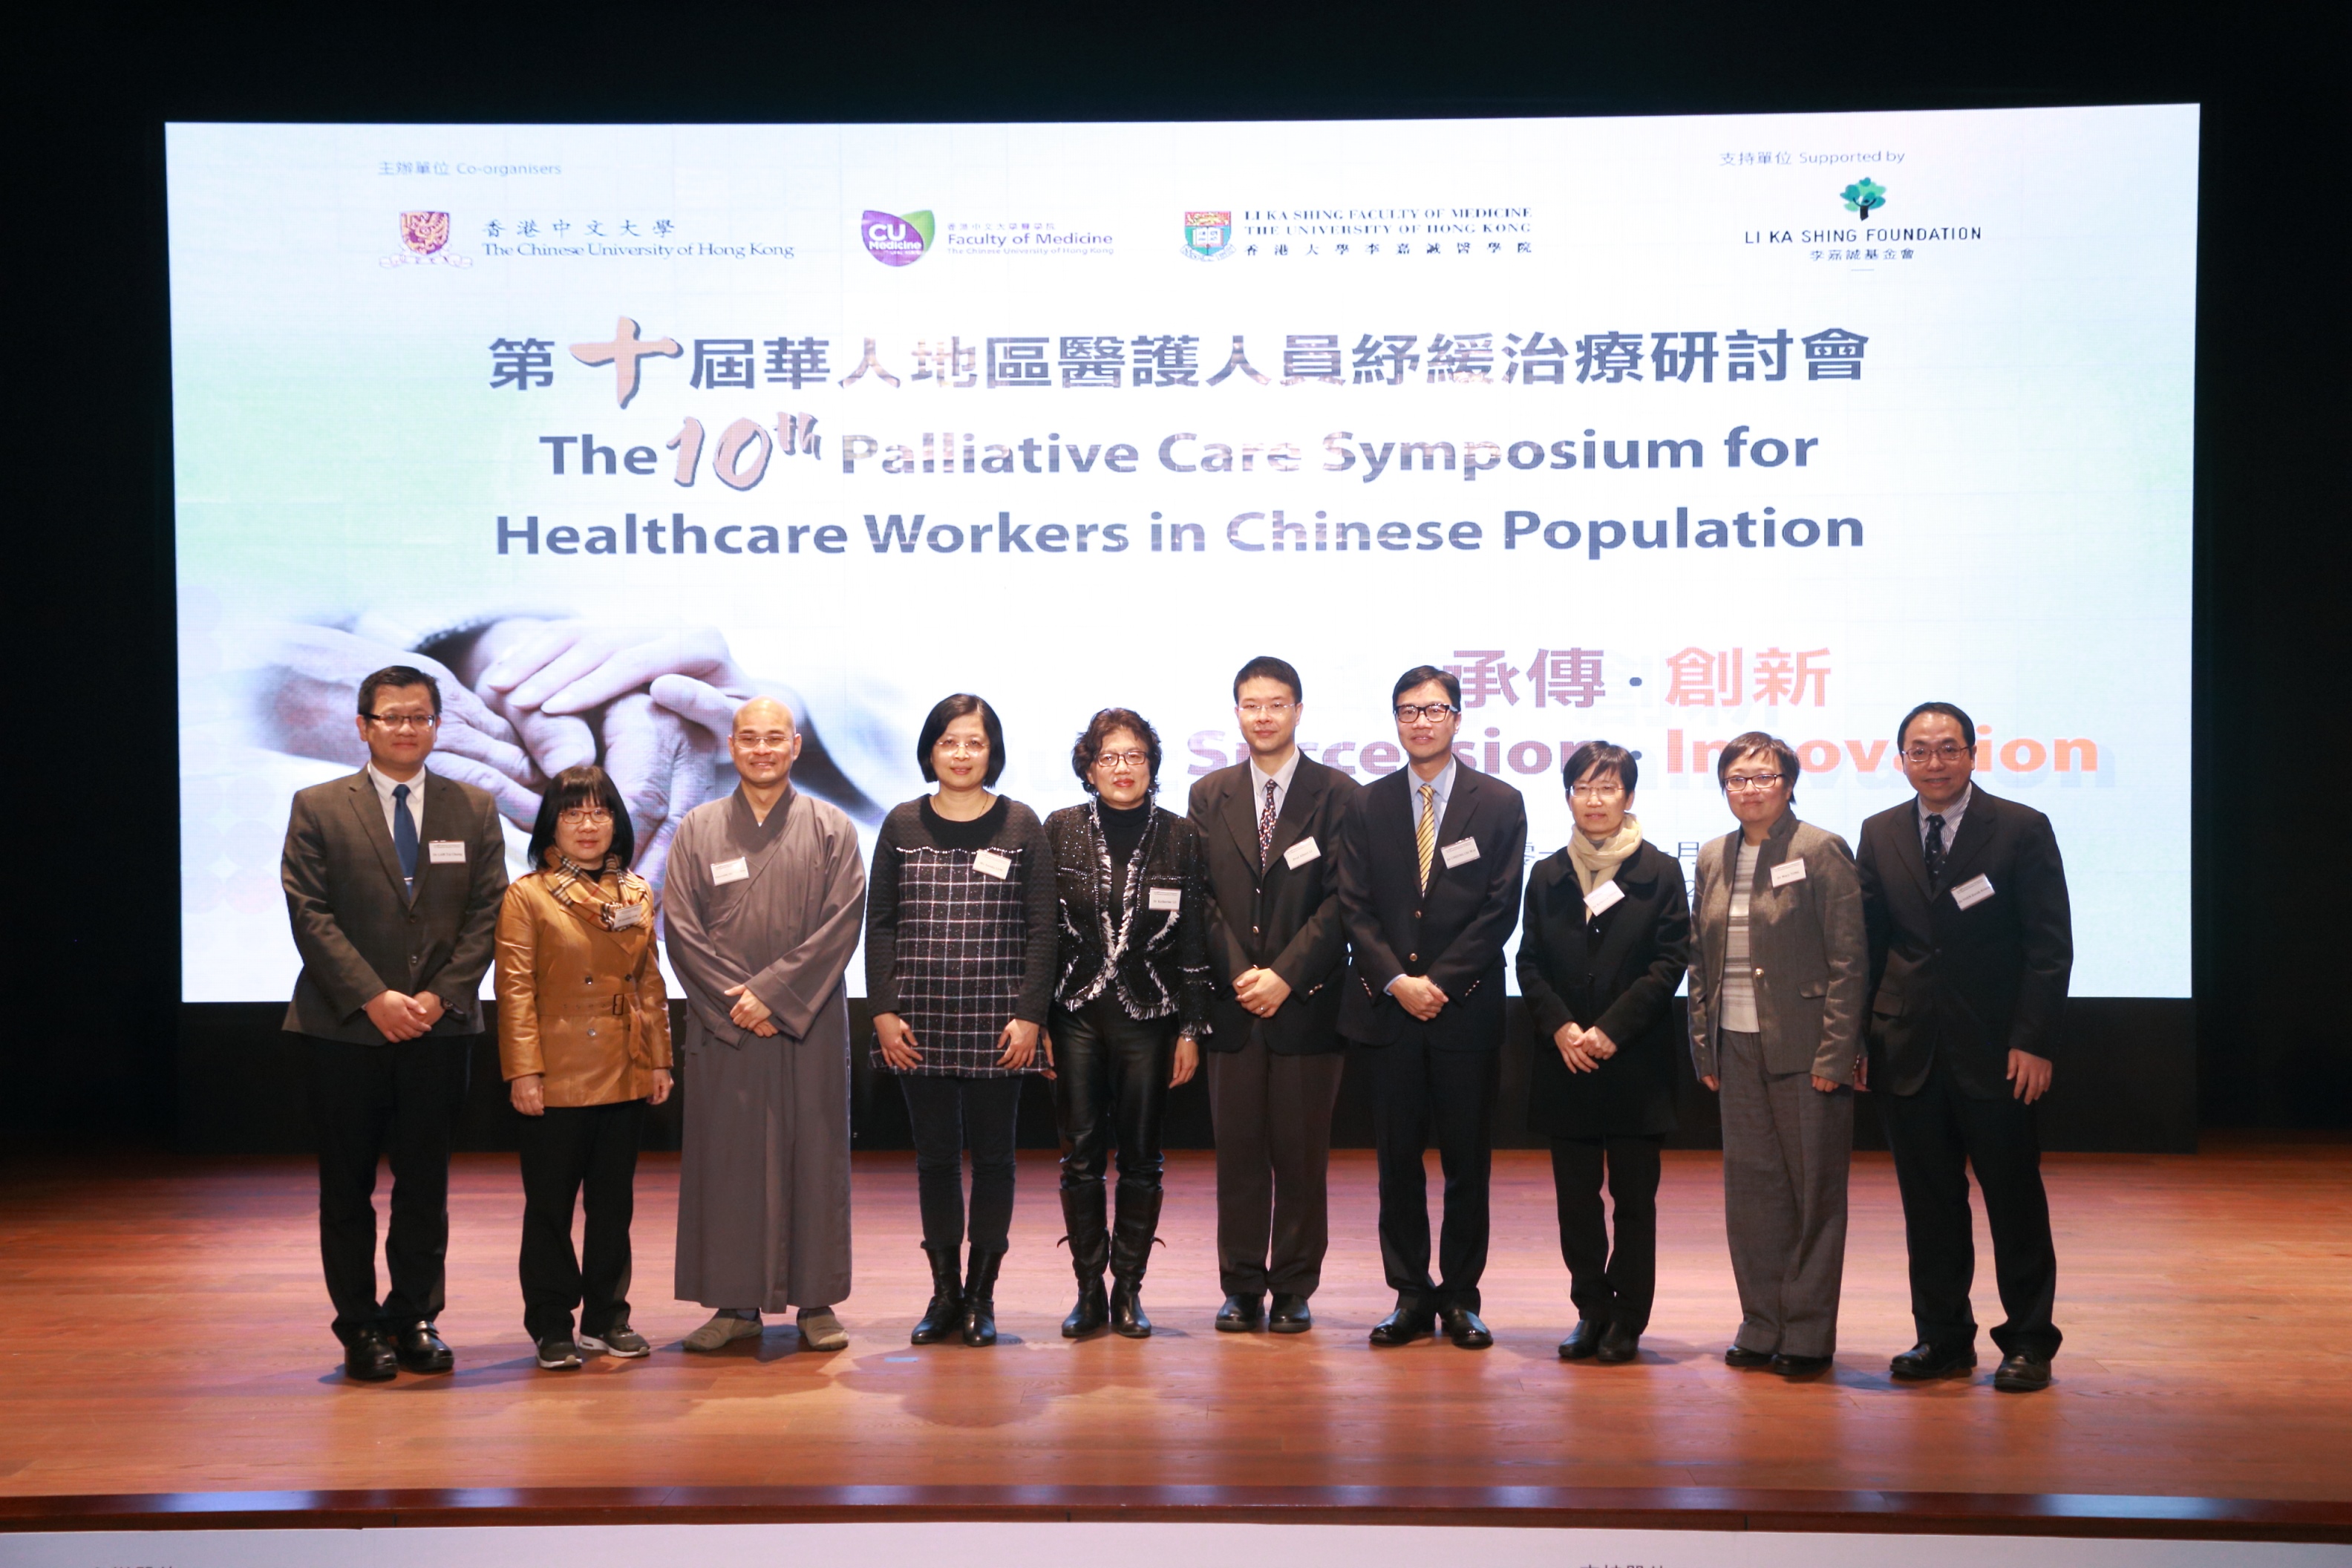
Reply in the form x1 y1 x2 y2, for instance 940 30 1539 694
392 783 419 894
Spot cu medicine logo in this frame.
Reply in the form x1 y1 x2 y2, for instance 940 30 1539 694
863 209 934 267
382 210 474 269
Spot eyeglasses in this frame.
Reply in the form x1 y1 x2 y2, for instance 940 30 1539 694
1238 701 1296 718
1394 703 1459 722
1723 773 1785 793
1568 783 1624 800
1094 750 1152 769
1902 744 1971 764
558 808 614 827
364 712 439 731
734 731 794 748
935 737 990 756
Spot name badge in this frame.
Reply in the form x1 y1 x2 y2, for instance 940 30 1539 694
1148 886 1183 912
427 840 466 864
1771 858 1807 886
606 901 648 930
972 849 1012 880
1440 838 1480 869
1584 880 1626 918
1951 872 1996 909
1283 835 1322 869
711 856 750 886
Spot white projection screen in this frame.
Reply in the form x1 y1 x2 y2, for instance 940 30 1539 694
169 106 2197 1002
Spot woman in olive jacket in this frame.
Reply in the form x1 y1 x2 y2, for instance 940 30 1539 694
1517 741 1690 1366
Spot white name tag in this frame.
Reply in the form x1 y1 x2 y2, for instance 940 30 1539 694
427 840 466 864
1951 872 1996 909
1771 858 1807 886
1148 886 1183 912
1440 838 1480 869
972 849 1011 880
607 901 647 929
1584 880 1626 918
1283 835 1322 869
710 856 749 886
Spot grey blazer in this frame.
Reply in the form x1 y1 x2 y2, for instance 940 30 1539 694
1686 809 1866 1083
280 768 510 1042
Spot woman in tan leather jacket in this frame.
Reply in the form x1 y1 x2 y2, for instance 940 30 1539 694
497 764 673 1370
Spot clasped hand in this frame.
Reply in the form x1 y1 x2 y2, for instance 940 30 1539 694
1232 966 1292 1017
722 983 779 1036
1552 1021 1618 1073
364 989 444 1042
1390 974 1448 1022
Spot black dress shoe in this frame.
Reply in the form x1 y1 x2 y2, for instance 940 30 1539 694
1267 1293 1312 1333
1439 1304 1493 1349
1724 1343 1774 1368
1368 1307 1434 1347
1992 1351 2053 1392
1890 1341 1979 1382
1771 1352 1833 1377
1215 1293 1265 1333
343 1327 398 1382
395 1322 454 1374
1595 1322 1642 1364
1558 1320 1607 1360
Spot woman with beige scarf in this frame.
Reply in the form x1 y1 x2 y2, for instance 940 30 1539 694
1515 742 1691 1365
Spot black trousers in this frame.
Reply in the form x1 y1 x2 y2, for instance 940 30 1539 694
1357 1035 1500 1316
1879 1051 2062 1360
1549 1134 1664 1332
900 1074 1024 1253
516 1097 644 1342
305 1033 468 1345
1206 1031 1345 1298
1051 999 1175 1196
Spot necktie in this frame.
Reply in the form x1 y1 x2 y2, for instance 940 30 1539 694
1924 812 1946 893
1258 779 1279 870
1415 783 1437 892
392 783 420 894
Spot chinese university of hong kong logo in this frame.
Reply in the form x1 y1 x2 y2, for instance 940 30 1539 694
1840 179 1888 220
862 209 934 266
1182 209 1233 261
381 210 473 268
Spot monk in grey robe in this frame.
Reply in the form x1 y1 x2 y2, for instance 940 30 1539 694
664 697 866 1351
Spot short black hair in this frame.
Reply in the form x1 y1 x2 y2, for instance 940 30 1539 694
916 693 1007 786
526 764 637 872
1232 655 1303 705
1561 740 1638 797
1072 708 1162 795
1717 731 1800 794
1392 664 1461 708
1897 701 1977 752
359 664 442 718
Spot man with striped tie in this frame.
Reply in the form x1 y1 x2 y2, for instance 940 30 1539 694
1336 665 1528 1349
1189 656 1361 1335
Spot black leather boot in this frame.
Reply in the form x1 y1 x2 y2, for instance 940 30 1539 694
1060 1181 1110 1338
1108 1183 1164 1339
910 1243 963 1345
960 1248 1005 1348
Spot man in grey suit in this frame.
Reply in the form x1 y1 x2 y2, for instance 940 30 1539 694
281 665 509 1380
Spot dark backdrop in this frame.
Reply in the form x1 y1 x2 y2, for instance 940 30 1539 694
11 0 2341 1147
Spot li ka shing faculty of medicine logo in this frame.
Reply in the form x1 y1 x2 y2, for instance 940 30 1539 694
1183 210 1233 261
381 210 474 269
863 209 934 266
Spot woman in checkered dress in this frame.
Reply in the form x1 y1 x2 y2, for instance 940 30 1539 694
866 694 1057 1348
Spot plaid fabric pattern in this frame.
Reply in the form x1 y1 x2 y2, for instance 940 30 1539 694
878 844 1038 1077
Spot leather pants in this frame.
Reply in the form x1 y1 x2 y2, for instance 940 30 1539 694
1052 998 1175 1283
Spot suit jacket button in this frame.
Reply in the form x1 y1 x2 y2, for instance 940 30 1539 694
1753 967 1765 976
1408 952 1418 963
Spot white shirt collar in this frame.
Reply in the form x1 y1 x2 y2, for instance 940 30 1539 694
1249 749 1302 797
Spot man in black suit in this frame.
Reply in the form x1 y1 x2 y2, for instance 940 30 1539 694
1856 701 2074 1393
1336 664 1527 1348
280 665 509 1380
1189 656 1360 1335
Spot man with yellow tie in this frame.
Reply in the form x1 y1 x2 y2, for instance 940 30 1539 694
1335 665 1528 1349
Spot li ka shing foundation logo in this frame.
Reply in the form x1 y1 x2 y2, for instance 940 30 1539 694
381 211 474 269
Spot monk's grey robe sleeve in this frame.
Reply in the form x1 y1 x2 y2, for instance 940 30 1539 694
659 814 748 1043
743 816 867 1042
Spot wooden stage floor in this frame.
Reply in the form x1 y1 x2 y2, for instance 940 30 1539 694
2 1140 2349 1516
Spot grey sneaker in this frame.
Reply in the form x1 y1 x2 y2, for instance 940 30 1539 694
579 1323 651 1358
535 1336 584 1370
797 1306 848 1351
683 1312 763 1353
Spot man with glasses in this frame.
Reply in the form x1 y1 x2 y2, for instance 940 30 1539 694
1336 665 1527 1348
281 665 510 1380
1189 656 1359 1334
1856 702 2074 1393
